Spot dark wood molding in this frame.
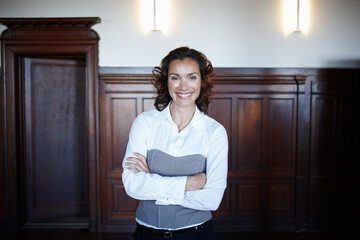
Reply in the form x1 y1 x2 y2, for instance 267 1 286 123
0 17 100 40
99 66 360 75
0 17 100 27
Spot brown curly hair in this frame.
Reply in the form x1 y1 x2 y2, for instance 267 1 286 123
152 46 215 113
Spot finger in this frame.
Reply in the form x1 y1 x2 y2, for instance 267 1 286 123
125 160 142 170
132 153 151 173
134 152 146 163
127 164 139 173
125 162 145 173
124 161 140 171
130 158 149 173
125 158 150 173
126 166 140 173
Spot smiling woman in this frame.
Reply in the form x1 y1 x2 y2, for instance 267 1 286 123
121 46 228 239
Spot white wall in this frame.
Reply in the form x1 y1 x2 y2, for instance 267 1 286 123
0 0 359 68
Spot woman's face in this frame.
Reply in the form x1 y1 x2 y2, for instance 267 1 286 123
167 58 201 109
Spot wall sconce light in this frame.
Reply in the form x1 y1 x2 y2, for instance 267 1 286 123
153 0 160 31
283 0 309 35
141 0 170 34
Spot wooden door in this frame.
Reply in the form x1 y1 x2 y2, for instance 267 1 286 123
0 17 100 231
24 57 88 224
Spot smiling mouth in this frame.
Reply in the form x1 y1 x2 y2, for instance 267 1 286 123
177 92 192 98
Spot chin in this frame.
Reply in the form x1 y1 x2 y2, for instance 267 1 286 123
174 99 195 107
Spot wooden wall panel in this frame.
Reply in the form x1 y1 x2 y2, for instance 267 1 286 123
143 98 156 112
309 179 337 219
268 98 295 172
308 76 360 232
236 184 262 212
268 183 293 212
236 98 262 172
109 180 138 217
96 68 359 233
207 98 232 140
111 98 137 172
338 96 360 170
311 96 337 174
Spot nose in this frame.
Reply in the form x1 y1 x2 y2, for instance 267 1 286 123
179 79 189 90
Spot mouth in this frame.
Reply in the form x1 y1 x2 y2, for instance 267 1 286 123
176 92 193 99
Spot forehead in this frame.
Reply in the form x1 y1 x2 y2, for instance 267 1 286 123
168 58 200 74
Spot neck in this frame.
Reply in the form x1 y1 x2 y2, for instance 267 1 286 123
170 103 196 132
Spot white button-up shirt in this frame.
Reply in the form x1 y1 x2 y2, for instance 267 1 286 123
122 104 228 212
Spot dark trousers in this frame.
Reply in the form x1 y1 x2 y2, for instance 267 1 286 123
133 220 216 240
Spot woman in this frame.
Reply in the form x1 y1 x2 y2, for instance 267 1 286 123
122 47 228 240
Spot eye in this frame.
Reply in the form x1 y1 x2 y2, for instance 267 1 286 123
170 76 179 81
189 75 198 80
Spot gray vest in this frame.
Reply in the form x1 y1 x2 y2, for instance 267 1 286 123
136 149 212 229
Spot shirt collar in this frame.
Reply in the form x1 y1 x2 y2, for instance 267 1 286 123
159 103 173 122
189 105 205 130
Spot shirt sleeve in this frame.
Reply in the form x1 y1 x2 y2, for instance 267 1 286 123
178 125 228 211
121 113 187 202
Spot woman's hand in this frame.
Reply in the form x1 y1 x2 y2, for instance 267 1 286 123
125 152 151 173
185 173 206 191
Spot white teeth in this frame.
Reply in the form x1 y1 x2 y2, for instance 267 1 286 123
178 93 191 98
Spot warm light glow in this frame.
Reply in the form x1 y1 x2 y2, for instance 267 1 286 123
299 0 310 34
283 0 310 36
141 0 170 34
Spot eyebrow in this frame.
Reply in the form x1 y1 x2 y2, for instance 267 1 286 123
188 72 200 75
169 72 200 76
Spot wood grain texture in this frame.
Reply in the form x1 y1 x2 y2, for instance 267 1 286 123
0 17 100 232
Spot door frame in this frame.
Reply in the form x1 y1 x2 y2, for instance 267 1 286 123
0 18 101 232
